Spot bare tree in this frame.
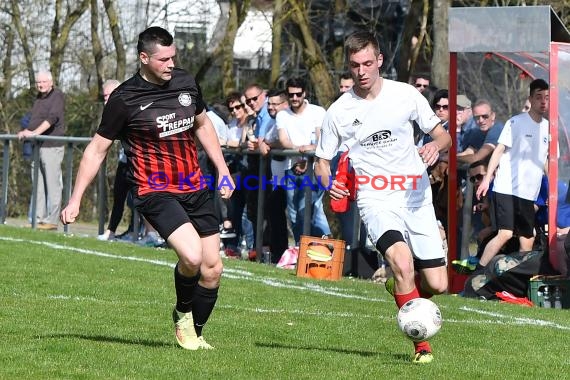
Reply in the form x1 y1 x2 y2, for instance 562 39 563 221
91 0 104 95
49 0 90 83
1 26 15 101
9 0 35 87
195 0 251 93
431 0 450 89
220 0 251 94
270 0 285 86
287 0 335 107
397 0 430 83
331 0 348 74
102 0 126 81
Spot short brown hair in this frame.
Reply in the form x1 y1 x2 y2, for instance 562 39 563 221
345 31 381 60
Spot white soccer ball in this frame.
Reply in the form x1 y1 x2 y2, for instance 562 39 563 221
397 298 442 342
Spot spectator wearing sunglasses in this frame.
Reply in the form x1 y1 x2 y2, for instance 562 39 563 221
412 72 431 94
452 159 494 273
241 84 273 249
277 77 331 244
214 92 252 249
422 89 449 146
457 99 504 165
243 83 272 144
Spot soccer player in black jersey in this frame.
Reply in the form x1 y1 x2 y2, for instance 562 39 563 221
61 26 234 350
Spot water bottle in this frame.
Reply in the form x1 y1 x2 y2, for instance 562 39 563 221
310 131 317 145
330 151 351 213
246 121 257 143
262 246 271 264
543 286 551 308
219 241 226 258
554 286 562 309
240 237 249 260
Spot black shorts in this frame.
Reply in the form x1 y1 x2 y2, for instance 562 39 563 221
133 190 219 240
494 192 535 238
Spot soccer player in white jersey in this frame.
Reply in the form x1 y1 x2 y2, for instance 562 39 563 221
314 31 451 364
476 79 549 272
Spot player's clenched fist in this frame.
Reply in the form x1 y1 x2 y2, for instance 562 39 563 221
60 203 79 225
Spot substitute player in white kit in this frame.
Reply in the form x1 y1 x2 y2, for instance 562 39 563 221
475 79 549 271
314 31 451 364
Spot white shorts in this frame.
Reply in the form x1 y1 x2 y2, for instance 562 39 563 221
359 203 446 263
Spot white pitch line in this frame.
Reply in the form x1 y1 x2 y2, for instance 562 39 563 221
459 306 570 330
48 294 99 302
0 236 383 302
4 235 570 330
37 296 570 330
215 305 570 330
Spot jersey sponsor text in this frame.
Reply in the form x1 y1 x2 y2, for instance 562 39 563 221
156 112 195 137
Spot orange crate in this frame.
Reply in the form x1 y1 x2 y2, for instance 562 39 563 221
296 235 346 281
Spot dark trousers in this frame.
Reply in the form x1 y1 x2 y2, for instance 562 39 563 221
108 161 130 232
245 156 289 261
267 186 289 263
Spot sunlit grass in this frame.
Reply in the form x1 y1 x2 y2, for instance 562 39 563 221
1 225 569 379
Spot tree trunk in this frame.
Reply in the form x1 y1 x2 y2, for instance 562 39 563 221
91 0 104 97
197 0 249 90
102 0 126 81
10 0 35 87
221 0 251 95
331 0 348 73
431 0 450 89
288 0 335 107
1 26 14 101
270 0 284 86
221 1 239 95
49 0 90 84
397 0 426 83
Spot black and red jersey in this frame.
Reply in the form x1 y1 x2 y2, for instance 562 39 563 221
98 68 206 196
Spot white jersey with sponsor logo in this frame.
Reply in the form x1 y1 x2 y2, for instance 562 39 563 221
493 111 549 201
316 79 441 207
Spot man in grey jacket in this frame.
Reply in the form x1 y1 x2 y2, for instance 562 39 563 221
18 70 65 230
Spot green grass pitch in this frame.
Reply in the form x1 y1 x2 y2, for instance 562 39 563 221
1 225 569 379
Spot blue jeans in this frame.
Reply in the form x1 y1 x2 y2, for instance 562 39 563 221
241 208 255 249
284 169 331 244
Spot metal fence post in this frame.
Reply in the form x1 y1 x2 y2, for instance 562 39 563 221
1 140 10 224
303 155 314 236
30 142 40 228
255 154 267 262
63 141 74 234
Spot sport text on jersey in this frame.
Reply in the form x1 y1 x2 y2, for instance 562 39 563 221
156 112 195 137
336 172 422 191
